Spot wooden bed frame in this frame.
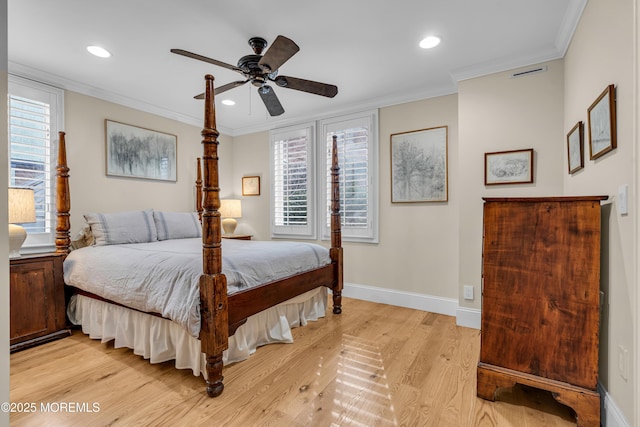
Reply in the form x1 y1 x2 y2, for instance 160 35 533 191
54 74 344 398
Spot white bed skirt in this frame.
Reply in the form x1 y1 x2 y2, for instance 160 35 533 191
67 287 328 378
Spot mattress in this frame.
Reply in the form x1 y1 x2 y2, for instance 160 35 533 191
64 238 331 337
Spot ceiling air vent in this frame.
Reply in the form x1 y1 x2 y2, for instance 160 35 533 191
510 65 548 79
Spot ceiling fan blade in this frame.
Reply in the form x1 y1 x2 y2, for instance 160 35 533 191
258 85 284 116
171 48 242 73
194 80 249 99
258 36 300 73
216 80 249 95
274 76 338 98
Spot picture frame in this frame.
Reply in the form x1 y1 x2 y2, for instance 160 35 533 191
587 84 616 160
567 121 584 174
242 176 261 196
484 148 534 185
105 119 177 181
390 126 448 203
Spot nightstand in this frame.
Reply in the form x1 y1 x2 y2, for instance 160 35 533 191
9 253 70 352
222 234 252 240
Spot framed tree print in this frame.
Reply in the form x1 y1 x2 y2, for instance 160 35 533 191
105 120 177 181
390 126 448 203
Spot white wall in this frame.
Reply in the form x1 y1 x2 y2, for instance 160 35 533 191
457 59 565 311
64 91 233 237
226 131 269 240
1 0 10 426
563 0 636 423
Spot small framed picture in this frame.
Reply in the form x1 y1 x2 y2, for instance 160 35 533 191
484 149 534 186
567 121 584 174
588 84 616 160
242 176 260 196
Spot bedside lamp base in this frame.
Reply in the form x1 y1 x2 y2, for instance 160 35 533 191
222 218 238 235
9 223 27 258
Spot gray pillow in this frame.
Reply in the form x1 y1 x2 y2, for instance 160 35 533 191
154 211 202 240
84 209 157 245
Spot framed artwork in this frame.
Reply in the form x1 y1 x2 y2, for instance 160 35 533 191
566 121 584 174
390 126 448 203
242 176 261 196
484 148 534 185
588 84 616 160
105 120 177 181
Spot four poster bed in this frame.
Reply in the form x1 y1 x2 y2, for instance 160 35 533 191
55 74 344 397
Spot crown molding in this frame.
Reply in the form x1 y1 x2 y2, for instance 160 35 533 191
555 0 588 56
7 61 234 136
450 46 563 83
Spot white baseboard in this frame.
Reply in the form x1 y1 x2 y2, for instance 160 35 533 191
341 283 480 329
456 306 481 329
599 382 631 427
342 282 458 316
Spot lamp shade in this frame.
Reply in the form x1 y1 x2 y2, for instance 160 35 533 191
8 188 36 224
219 199 242 219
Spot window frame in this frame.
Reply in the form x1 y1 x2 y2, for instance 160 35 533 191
318 110 379 243
269 122 316 239
8 75 64 252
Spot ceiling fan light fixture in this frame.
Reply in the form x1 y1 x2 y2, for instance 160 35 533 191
87 45 111 58
419 36 441 49
221 99 235 106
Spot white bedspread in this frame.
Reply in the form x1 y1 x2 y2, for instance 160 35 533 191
64 238 330 337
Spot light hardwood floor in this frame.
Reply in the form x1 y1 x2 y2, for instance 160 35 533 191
10 297 578 426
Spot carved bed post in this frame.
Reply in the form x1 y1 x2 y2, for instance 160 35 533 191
330 135 343 314
196 157 203 221
55 131 71 255
199 74 229 397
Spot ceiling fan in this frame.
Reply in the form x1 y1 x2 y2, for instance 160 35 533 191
171 35 338 116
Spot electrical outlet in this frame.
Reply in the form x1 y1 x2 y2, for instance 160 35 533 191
463 285 474 300
618 344 629 380
618 184 629 215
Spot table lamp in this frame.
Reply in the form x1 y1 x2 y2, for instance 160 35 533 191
219 199 242 235
8 187 36 258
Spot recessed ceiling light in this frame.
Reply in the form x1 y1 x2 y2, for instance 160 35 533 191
419 36 441 49
86 45 111 58
221 99 235 106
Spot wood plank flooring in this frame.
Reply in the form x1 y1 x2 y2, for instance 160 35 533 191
10 297 577 426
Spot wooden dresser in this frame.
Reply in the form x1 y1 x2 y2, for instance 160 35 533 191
477 196 607 427
9 252 70 352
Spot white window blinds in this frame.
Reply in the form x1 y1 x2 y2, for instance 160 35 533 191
8 75 64 250
326 128 369 228
320 111 378 243
270 124 315 238
9 94 52 233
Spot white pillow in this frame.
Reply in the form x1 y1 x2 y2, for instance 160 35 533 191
84 209 158 245
154 211 202 240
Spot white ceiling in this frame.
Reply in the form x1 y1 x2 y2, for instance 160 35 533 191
8 0 586 136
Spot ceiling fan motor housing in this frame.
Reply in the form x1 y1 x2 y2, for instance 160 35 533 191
248 37 268 54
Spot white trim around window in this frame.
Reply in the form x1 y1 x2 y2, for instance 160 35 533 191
269 122 316 239
8 75 64 252
318 110 379 243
